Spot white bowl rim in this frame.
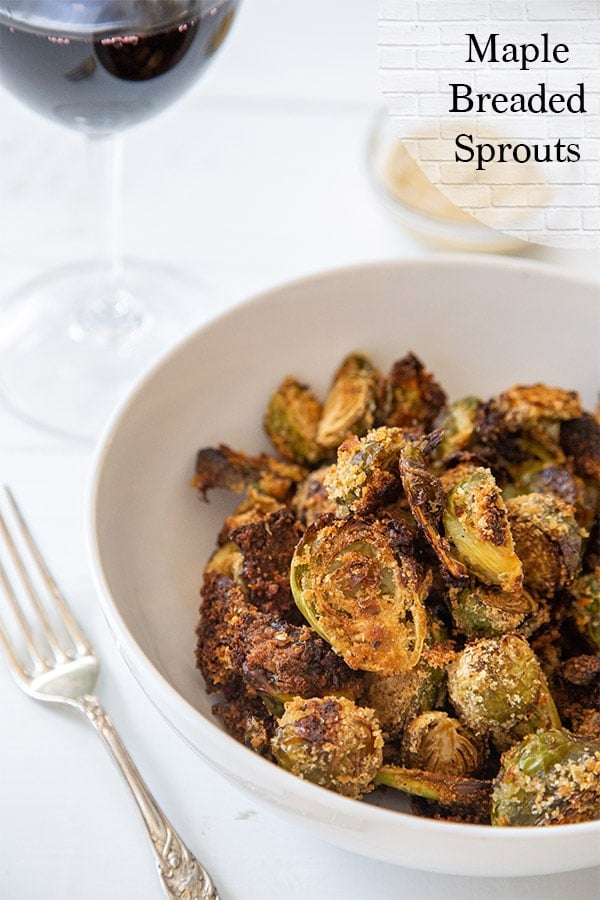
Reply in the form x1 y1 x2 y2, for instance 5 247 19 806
86 254 600 848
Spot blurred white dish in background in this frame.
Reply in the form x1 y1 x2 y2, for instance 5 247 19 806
88 256 600 878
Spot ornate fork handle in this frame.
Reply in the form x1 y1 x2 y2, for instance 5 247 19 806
78 694 218 900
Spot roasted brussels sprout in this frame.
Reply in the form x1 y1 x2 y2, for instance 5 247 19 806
264 376 324 465
506 493 582 598
290 515 430 675
568 569 600 652
433 396 480 460
291 465 337 526
378 352 447 431
364 656 447 739
494 384 582 431
316 353 380 449
560 413 600 482
552 655 600 739
400 711 484 777
448 582 541 639
491 729 600 826
443 468 523 593
193 444 306 501
324 426 408 516
375 765 491 821
399 441 467 580
271 696 384 798
447 634 562 751
509 461 598 533
213 691 275 757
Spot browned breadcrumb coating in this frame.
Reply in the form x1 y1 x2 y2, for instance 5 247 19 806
363 651 447 739
561 413 600 482
195 572 252 694
324 426 408 516
230 508 303 618
213 691 275 757
219 488 285 543
291 465 337 526
271 696 384 798
494 384 582 430
263 376 324 465
438 461 486 496
378 352 447 430
506 493 583 599
193 444 306 502
232 611 364 701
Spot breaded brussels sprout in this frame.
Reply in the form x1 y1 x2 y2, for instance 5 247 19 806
494 384 582 431
378 352 447 431
374 765 491 822
316 352 380 449
291 464 337 526
271 696 384 798
447 634 562 751
400 711 484 777
560 413 600 482
433 396 480 461
399 441 467 580
568 569 600 652
193 444 306 501
506 493 583 598
264 376 324 465
447 582 541 640
364 657 447 739
290 515 430 675
324 426 408 516
443 467 523 593
491 729 600 826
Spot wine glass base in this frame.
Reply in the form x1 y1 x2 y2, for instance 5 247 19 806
0 259 216 443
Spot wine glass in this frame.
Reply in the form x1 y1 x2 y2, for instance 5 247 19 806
0 0 240 441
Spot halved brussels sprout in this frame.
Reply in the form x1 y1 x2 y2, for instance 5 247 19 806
264 376 324 465
506 493 583 598
374 765 491 813
447 634 562 752
291 464 337 527
448 582 540 639
399 442 467 580
494 384 582 430
193 444 306 501
433 396 480 460
290 515 430 675
324 426 408 516
401 711 484 777
443 467 523 592
316 353 380 449
271 696 384 798
491 729 600 826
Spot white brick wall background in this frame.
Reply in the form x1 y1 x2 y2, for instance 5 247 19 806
379 0 600 248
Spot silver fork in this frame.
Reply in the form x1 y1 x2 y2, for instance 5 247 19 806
0 486 219 900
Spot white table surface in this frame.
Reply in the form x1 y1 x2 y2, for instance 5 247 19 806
0 3 598 898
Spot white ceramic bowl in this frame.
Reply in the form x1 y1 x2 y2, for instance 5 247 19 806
88 256 600 878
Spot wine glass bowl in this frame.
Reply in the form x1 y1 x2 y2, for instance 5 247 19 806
0 0 240 441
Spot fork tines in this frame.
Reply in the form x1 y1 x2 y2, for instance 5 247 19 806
0 486 92 676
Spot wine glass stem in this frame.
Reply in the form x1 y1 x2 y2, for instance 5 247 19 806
87 132 124 288
71 133 145 347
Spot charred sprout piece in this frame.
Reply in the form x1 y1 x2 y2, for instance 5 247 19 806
233 612 364 704
193 444 306 502
264 376 324 465
290 515 430 675
509 462 597 533
316 352 380 449
568 569 600 652
448 582 540 639
560 413 600 482
399 441 467 580
291 465 337 527
375 765 491 818
271 696 384 798
443 467 523 592
324 426 408 516
447 634 562 752
213 691 275 757
552 655 600 739
491 729 600 826
219 488 285 542
364 656 447 739
433 396 480 461
506 493 582 599
378 352 447 431
401 711 485 777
